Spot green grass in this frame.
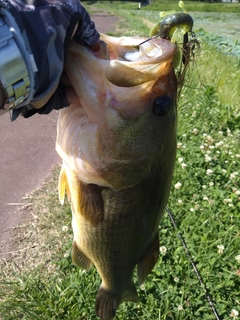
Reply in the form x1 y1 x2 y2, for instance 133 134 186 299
0 5 240 320
84 1 240 13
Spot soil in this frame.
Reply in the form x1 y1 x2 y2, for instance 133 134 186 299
0 14 120 257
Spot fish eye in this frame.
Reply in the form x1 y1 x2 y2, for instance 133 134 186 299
153 96 173 117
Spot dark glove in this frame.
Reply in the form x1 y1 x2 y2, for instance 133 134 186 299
0 0 100 120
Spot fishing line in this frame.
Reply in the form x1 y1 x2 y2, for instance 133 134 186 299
138 34 161 46
165 206 222 320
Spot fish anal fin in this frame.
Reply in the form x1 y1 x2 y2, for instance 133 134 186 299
72 240 92 270
137 232 159 285
95 284 138 320
79 182 104 226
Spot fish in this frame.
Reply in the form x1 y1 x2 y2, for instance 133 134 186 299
56 33 178 320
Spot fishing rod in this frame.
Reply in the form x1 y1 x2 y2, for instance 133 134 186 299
165 206 222 320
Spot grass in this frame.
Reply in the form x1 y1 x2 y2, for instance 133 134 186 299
0 3 240 320
84 1 240 13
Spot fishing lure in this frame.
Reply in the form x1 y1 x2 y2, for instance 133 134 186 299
150 12 193 41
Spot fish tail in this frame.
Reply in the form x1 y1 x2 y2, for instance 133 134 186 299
95 284 138 320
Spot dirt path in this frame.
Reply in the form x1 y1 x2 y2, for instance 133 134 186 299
0 14 120 256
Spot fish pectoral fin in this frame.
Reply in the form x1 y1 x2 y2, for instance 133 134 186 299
80 182 104 226
72 240 93 270
58 166 70 205
137 232 159 285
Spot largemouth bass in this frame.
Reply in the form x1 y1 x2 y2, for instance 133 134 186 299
56 34 178 320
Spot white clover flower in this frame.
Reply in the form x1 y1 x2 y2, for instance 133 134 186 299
215 141 223 148
177 142 183 148
200 145 205 150
230 309 239 319
217 245 225 254
140 284 146 290
193 128 198 135
64 251 70 258
181 163 187 169
190 208 195 212
202 185 207 189
236 154 240 159
218 131 223 136
209 182 214 187
178 305 183 311
207 135 214 143
222 169 227 174
175 182 182 189
205 155 212 162
235 255 240 263
203 196 209 201
223 198 232 204
178 199 183 205
235 190 240 196
62 225 69 232
174 277 179 283
206 169 213 175
160 246 167 255
230 172 238 180
178 157 184 163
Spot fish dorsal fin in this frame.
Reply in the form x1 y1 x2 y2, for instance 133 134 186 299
72 240 93 270
137 232 159 285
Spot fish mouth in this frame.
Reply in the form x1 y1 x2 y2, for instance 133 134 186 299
100 34 177 64
99 34 177 88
